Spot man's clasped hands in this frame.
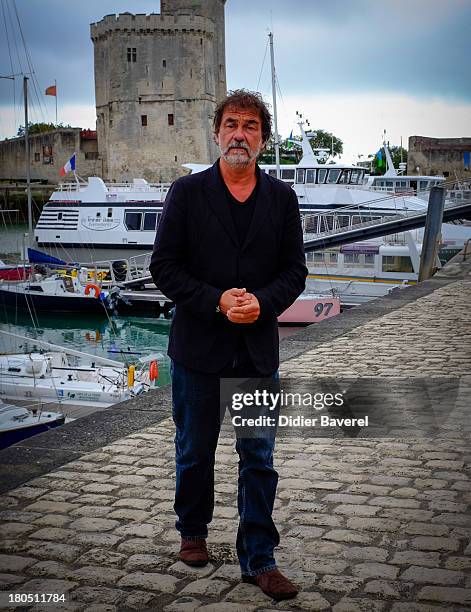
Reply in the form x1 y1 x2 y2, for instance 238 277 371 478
219 288 261 324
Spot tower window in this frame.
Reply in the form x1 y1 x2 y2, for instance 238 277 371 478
162 59 166 67
168 114 174 126
127 47 137 62
141 115 147 126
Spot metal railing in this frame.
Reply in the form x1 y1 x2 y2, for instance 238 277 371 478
302 195 471 246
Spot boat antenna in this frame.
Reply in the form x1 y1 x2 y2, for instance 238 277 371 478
268 31 281 179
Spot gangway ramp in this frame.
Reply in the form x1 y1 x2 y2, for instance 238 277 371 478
303 198 471 252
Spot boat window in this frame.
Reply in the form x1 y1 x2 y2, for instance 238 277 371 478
382 255 413 273
344 253 361 264
296 169 305 184
317 169 327 183
338 170 350 184
281 169 295 180
419 180 428 191
107 208 113 218
329 252 338 263
125 212 142 231
350 169 361 184
313 252 324 263
268 169 277 176
385 181 393 188
57 213 62 220
8 367 21 372
96 212 101 218
326 169 340 183
364 253 375 266
306 169 316 184
143 212 157 231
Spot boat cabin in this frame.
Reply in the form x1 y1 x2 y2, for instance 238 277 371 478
370 176 445 196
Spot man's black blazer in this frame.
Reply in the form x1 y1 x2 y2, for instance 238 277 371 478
149 161 307 375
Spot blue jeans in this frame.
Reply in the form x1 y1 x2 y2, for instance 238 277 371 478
171 356 280 576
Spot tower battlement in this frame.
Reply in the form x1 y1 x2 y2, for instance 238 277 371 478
91 13 214 40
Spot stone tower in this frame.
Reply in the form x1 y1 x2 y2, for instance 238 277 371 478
90 0 226 182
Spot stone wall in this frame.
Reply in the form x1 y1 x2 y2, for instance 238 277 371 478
91 1 227 183
0 129 100 183
408 135 471 181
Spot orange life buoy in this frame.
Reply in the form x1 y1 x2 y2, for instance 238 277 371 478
84 283 101 298
149 360 159 381
85 330 101 342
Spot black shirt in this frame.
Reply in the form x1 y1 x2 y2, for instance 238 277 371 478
220 164 260 365
222 167 259 247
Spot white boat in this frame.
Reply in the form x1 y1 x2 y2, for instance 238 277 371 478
0 268 128 315
0 399 65 449
34 177 170 249
0 331 156 408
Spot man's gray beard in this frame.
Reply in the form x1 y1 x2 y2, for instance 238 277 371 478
220 144 260 167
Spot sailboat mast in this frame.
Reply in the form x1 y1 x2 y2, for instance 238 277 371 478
23 76 33 237
268 32 281 179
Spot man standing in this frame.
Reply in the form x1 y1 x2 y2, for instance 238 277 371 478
150 90 307 601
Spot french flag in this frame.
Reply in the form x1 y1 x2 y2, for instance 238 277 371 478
60 153 76 176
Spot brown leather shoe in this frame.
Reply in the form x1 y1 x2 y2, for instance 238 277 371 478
242 568 298 601
179 538 208 567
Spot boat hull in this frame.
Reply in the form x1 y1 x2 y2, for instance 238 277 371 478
0 288 110 315
277 296 341 324
0 416 65 450
0 267 30 281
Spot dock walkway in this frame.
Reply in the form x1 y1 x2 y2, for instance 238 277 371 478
0 253 470 611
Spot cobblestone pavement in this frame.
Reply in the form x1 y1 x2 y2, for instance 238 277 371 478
0 277 470 611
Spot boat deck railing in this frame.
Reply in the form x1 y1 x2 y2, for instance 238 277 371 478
91 252 154 288
55 181 172 195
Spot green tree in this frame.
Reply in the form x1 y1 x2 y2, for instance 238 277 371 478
307 129 343 162
258 130 343 164
17 122 71 136
390 145 408 169
258 135 298 164
370 145 408 175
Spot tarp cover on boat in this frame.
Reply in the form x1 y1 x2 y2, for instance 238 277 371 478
27 248 67 266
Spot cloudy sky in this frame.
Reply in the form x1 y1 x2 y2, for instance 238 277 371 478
1 0 470 163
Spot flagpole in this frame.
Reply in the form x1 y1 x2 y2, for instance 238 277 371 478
55 79 57 125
